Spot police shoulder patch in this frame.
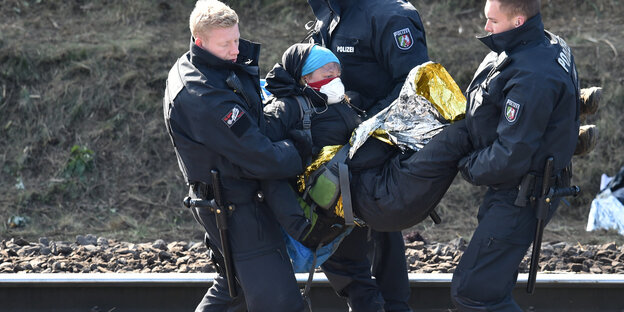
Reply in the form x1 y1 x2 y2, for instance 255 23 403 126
504 99 521 123
393 28 413 50
222 105 250 137
222 105 245 127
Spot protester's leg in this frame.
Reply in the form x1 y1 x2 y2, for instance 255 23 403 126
450 188 557 311
351 119 473 231
349 119 471 173
402 119 472 177
348 136 398 171
371 231 412 312
321 226 385 312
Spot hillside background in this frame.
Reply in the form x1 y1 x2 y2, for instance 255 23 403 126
1 0 623 245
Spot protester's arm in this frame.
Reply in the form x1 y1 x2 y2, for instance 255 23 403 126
263 97 300 141
260 179 310 239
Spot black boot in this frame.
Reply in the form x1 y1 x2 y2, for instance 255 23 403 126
574 124 598 156
580 87 602 121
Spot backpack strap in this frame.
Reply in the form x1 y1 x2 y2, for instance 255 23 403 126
327 143 355 225
294 95 313 142
329 145 354 226
301 244 321 311
339 162 354 226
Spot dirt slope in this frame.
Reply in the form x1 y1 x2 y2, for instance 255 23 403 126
1 0 623 245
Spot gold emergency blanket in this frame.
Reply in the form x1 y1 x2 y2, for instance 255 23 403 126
349 62 466 158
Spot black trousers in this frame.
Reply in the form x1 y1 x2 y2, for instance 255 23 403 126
321 226 411 312
351 119 473 231
190 194 306 312
450 188 559 311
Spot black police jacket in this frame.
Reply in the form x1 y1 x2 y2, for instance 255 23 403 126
263 43 361 149
459 14 580 189
307 0 429 117
163 39 303 196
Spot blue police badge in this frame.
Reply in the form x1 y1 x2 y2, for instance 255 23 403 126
505 99 521 123
393 28 413 50
222 105 245 128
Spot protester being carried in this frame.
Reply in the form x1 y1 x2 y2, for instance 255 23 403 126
263 43 473 235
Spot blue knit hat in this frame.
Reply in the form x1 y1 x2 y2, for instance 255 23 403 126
301 45 340 76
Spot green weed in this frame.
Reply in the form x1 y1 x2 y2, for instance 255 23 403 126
63 145 95 181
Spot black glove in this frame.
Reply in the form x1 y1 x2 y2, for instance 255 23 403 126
345 90 361 107
288 129 313 165
458 154 475 184
345 90 367 118
299 208 345 250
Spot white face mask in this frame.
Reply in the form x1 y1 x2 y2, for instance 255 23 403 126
319 78 345 104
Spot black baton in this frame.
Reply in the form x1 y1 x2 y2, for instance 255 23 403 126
210 169 238 298
183 178 238 298
429 210 442 224
526 157 553 294
527 158 580 294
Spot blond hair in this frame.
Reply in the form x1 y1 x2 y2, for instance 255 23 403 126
189 0 238 39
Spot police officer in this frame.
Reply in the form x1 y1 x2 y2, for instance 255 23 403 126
306 0 428 118
163 1 307 311
451 0 580 310
305 0 430 311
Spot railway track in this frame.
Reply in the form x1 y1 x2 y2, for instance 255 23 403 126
1 273 623 311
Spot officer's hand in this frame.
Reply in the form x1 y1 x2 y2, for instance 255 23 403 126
288 129 314 165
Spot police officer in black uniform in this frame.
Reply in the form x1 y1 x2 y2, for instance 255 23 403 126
163 1 307 311
451 0 580 310
305 0 429 311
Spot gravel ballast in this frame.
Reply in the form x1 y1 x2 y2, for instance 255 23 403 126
1 234 623 274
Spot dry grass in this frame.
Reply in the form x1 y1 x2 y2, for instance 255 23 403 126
1 0 623 245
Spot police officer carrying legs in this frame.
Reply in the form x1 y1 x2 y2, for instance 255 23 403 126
451 0 580 310
163 1 308 311
305 1 430 311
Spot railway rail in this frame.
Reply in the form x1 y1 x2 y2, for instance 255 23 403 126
1 273 623 311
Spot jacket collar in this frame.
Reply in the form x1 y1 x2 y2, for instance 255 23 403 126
478 13 545 54
308 0 360 37
189 37 261 76
307 0 354 17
